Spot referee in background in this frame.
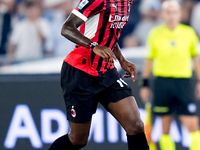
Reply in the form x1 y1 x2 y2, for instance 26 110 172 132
140 1 200 150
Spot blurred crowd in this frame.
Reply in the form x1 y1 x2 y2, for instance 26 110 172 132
122 0 200 48
0 0 200 65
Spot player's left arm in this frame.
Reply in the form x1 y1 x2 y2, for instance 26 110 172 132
113 43 137 82
193 55 200 100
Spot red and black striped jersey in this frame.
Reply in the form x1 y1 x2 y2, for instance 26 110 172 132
64 0 133 76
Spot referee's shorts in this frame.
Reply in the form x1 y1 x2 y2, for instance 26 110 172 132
61 62 133 123
153 77 197 116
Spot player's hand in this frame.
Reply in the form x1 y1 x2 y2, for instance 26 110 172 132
120 60 137 82
93 45 117 64
195 82 200 100
140 87 153 103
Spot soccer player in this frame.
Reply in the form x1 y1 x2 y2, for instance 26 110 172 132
140 1 200 150
49 0 149 150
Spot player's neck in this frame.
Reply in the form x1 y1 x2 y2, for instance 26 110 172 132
166 23 178 31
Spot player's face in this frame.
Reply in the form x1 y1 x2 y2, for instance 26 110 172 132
161 4 181 28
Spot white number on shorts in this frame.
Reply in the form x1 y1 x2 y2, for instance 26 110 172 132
117 78 128 87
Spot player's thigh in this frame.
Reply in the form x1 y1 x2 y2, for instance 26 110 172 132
68 121 91 145
98 77 143 134
179 115 199 132
61 62 100 123
108 96 144 134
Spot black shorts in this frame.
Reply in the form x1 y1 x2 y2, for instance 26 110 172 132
153 77 197 116
61 62 133 123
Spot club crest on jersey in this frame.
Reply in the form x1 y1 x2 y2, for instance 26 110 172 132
71 106 76 118
170 40 176 46
78 0 89 10
187 103 197 113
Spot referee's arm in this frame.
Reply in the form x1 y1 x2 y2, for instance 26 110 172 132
140 59 153 103
193 56 200 100
141 59 153 79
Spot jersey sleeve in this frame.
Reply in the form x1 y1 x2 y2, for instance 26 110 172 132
146 30 156 60
189 28 199 57
72 0 104 22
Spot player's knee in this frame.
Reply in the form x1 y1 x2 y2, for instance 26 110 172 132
70 135 88 148
126 118 144 135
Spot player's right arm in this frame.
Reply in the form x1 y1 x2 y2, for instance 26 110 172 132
61 13 90 48
190 29 200 100
61 13 116 63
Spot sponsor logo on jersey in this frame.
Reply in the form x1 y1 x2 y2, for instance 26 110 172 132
78 0 89 10
109 15 129 29
109 15 129 22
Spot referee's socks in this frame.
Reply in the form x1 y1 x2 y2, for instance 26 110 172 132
190 130 200 150
159 134 175 150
